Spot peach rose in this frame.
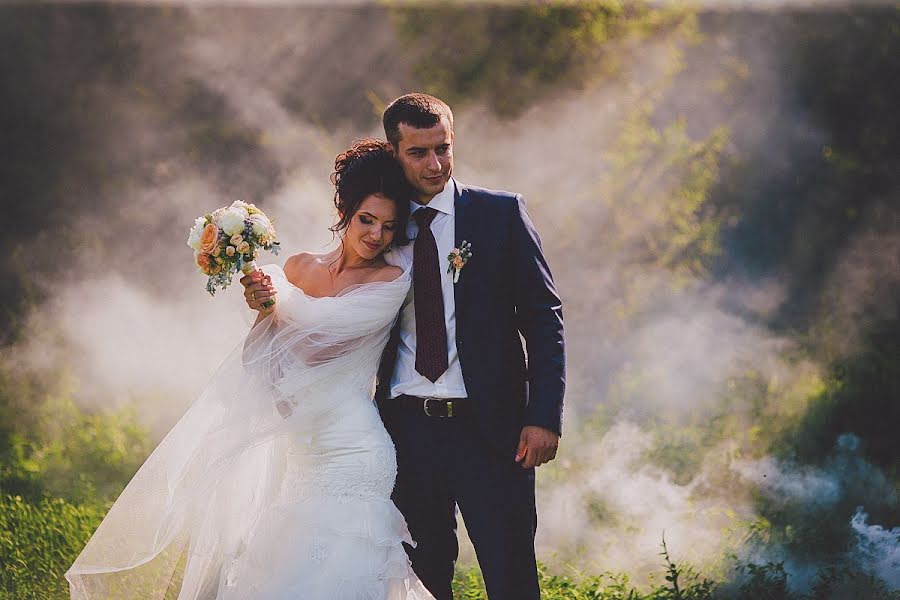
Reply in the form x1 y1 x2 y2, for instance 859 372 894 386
230 233 243 247
237 241 251 254
199 222 220 255
452 255 465 270
195 252 216 275
226 245 236 257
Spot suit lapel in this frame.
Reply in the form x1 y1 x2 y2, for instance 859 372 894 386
453 180 473 322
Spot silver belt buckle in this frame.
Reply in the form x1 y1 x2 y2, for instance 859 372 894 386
423 397 453 418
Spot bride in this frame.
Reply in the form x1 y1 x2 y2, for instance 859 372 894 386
66 139 435 600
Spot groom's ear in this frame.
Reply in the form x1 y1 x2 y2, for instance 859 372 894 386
387 142 398 157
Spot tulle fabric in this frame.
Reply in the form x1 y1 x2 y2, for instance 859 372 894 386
66 263 433 599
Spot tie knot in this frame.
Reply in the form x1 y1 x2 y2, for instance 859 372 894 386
413 207 438 227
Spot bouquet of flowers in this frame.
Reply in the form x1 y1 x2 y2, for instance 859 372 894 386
187 200 280 307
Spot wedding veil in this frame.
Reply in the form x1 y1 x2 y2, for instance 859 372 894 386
65 263 411 599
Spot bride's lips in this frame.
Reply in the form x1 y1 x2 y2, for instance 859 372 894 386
363 240 381 251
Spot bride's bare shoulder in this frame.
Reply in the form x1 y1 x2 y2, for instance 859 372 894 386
367 263 404 284
283 252 318 281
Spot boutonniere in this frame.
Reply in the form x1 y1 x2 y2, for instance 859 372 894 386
447 241 472 284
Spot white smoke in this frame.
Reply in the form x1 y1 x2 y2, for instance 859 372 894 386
536 421 746 575
3 3 897 588
851 508 900 589
728 434 899 591
732 455 841 507
732 434 898 514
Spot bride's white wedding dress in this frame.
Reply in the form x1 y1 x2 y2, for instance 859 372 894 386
66 264 434 600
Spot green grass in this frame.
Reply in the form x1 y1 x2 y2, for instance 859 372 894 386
453 563 714 600
0 493 727 600
0 495 108 599
6 493 715 599
3 493 899 600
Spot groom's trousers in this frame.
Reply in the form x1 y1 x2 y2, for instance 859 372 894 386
382 402 540 600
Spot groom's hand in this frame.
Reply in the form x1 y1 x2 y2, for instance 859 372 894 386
515 426 559 468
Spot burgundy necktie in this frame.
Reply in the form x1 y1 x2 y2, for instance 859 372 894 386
412 207 449 382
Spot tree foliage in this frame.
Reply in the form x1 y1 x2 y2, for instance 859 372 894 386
392 1 691 117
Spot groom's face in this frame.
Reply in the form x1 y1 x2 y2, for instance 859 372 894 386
392 116 454 205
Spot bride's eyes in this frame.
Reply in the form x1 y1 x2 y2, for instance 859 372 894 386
357 214 396 232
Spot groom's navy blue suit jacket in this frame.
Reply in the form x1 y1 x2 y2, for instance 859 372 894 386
376 182 566 455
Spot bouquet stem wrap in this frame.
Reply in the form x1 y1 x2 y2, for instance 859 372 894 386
241 261 275 309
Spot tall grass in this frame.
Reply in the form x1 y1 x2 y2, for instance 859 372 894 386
6 492 896 599
1 495 107 599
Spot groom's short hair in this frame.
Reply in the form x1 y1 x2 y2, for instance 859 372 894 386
383 93 454 148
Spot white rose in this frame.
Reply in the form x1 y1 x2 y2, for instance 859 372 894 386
187 217 205 250
229 201 250 218
249 213 273 236
218 208 246 236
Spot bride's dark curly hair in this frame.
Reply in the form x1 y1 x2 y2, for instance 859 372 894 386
330 138 412 247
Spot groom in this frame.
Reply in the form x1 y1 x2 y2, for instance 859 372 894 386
376 93 565 600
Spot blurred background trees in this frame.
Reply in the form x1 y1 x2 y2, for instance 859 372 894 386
1 2 897 598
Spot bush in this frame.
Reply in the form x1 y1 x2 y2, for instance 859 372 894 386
1 368 151 504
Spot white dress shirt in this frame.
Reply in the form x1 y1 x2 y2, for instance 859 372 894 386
384 179 469 399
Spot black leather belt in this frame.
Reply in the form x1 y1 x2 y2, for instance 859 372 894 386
383 394 467 418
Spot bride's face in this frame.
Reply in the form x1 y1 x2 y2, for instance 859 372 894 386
343 194 399 260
